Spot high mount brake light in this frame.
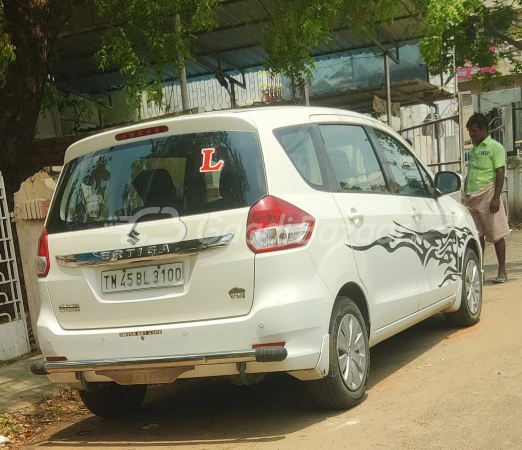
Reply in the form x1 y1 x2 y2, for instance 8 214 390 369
115 126 169 141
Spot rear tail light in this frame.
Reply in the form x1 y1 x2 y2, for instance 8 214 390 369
37 228 50 278
247 196 315 253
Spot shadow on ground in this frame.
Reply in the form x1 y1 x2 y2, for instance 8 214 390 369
482 232 522 282
368 313 458 388
39 314 458 448
483 261 522 282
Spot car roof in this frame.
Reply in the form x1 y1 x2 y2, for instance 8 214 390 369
63 106 391 163
202 105 381 124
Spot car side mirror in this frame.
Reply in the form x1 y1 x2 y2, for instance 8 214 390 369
434 171 462 196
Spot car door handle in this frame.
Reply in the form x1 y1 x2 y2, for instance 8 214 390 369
347 212 364 222
411 209 422 220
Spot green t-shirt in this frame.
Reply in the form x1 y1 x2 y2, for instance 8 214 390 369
466 136 506 195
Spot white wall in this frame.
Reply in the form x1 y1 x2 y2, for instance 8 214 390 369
507 158 522 224
140 71 283 120
35 109 61 140
0 320 30 362
13 172 59 350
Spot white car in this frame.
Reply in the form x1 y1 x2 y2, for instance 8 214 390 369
31 106 483 417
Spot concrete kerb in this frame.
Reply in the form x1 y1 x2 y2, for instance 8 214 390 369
0 355 59 414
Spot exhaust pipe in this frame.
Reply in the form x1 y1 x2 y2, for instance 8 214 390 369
254 346 288 362
30 359 48 376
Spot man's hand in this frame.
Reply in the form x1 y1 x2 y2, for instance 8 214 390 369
492 167 505 214
490 197 501 214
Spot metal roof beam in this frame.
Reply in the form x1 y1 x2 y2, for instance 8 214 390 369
370 37 400 64
194 14 414 37
192 55 247 89
192 34 421 61
391 87 435 107
192 42 262 59
193 41 252 74
377 26 400 50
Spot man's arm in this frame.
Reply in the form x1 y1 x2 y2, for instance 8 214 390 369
490 166 505 214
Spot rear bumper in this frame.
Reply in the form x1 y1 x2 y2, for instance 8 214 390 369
35 286 332 380
35 246 334 381
30 346 288 376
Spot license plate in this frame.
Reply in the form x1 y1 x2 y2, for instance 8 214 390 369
101 263 183 293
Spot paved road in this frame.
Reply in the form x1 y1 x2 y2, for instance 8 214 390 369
29 231 522 450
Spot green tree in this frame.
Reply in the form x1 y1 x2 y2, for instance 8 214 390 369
416 0 522 78
1 0 521 202
0 0 216 204
261 0 522 80
0 2 15 88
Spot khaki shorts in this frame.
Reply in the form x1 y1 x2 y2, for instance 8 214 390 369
466 184 510 244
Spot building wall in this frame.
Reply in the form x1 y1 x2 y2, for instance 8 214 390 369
13 172 59 350
0 320 30 362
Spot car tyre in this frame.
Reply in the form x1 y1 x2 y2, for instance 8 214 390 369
445 248 482 327
79 383 147 418
307 297 370 410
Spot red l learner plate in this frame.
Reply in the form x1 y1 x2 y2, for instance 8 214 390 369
101 263 184 294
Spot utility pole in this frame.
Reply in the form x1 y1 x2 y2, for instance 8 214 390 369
384 54 392 125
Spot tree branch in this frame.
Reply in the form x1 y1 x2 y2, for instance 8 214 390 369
489 29 522 51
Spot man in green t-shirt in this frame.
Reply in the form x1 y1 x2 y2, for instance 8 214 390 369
465 113 510 283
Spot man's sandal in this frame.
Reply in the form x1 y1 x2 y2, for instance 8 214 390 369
493 276 508 284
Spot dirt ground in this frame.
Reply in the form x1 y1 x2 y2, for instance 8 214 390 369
24 230 522 450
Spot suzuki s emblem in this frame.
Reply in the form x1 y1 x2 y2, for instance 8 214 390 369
127 229 140 246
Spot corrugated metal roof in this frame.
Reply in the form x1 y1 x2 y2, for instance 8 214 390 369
310 79 453 111
53 0 425 99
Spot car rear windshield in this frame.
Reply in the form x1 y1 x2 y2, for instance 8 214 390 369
46 131 267 233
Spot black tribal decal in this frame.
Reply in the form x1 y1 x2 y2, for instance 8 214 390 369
347 223 474 287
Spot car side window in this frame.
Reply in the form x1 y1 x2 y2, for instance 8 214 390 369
274 125 327 188
374 129 430 197
319 124 387 193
